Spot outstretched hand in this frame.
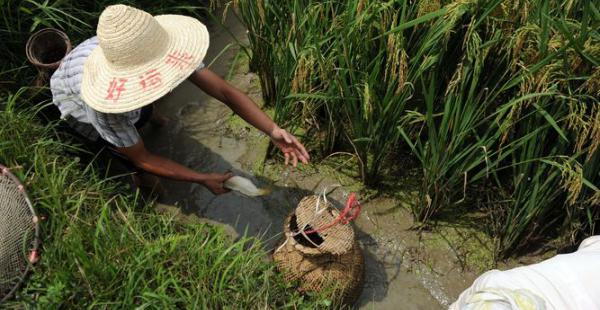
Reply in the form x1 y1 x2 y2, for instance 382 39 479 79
270 126 310 167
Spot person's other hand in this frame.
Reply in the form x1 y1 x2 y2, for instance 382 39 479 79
201 172 233 195
270 126 310 167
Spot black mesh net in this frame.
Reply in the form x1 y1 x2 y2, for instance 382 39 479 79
0 167 37 302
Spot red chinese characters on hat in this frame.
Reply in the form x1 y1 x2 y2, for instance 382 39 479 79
165 51 193 70
139 69 163 91
105 78 128 102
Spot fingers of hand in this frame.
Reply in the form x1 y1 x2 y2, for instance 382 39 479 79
220 173 232 192
217 183 230 194
290 135 310 162
299 143 310 161
294 148 308 164
278 149 296 167
276 131 309 166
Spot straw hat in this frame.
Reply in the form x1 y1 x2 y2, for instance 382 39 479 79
81 4 209 113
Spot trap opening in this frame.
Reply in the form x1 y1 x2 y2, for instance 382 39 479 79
290 214 324 247
26 29 71 70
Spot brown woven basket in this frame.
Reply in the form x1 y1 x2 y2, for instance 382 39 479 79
274 213 364 306
25 28 72 87
291 195 355 256
26 28 72 70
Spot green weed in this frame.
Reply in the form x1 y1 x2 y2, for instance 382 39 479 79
0 93 327 308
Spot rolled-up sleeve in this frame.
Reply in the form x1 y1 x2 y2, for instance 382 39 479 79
89 110 141 148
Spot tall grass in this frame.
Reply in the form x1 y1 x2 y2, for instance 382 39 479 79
0 91 331 308
235 0 600 256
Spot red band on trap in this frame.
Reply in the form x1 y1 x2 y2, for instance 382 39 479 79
302 192 361 234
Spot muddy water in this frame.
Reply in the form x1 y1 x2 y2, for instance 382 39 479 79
141 7 479 310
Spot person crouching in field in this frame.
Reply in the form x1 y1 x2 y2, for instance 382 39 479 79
50 4 309 195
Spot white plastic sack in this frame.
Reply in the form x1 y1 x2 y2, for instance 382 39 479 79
450 235 600 310
453 287 546 310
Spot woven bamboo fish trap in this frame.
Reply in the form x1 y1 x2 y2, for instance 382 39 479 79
25 28 72 87
273 195 364 305
292 195 355 256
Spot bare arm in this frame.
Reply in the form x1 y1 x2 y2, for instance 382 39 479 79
188 68 310 166
189 68 276 135
115 140 231 194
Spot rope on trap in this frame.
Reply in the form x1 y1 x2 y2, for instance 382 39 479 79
274 185 361 255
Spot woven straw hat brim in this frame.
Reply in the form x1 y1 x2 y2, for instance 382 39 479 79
81 14 209 113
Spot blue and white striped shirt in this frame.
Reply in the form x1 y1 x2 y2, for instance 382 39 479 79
50 37 143 147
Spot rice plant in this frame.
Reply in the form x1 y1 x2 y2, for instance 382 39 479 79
235 0 600 255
